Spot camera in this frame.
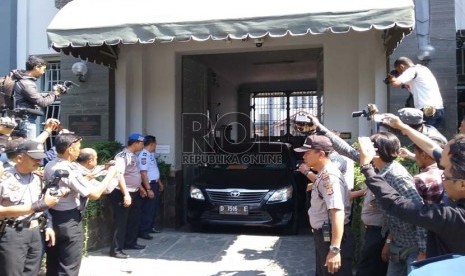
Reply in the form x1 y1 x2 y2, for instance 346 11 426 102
294 113 315 134
42 169 70 196
352 104 379 121
383 70 400 84
54 80 80 94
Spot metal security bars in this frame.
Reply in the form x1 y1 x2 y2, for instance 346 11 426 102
39 60 62 149
251 91 322 137
40 61 61 92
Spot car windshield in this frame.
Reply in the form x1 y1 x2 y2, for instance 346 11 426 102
206 143 291 170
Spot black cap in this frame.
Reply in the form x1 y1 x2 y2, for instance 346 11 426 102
294 134 333 152
16 140 47 159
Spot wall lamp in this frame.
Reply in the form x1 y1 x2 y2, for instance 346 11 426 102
71 61 88 82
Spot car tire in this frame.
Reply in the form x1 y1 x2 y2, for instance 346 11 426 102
281 211 299 235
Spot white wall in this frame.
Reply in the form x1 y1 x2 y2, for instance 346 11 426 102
116 30 388 169
17 0 58 68
456 0 465 30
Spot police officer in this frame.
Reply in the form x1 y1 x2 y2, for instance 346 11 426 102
294 134 353 276
44 133 117 276
138 135 164 239
109 133 145 258
0 140 60 276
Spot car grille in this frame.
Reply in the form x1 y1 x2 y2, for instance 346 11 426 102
205 189 269 204
200 210 272 222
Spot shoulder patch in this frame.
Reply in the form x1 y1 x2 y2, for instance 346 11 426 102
141 157 147 165
323 179 334 196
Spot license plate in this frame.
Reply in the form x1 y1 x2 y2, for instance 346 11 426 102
219 205 249 215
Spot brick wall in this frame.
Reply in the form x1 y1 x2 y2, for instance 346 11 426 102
390 0 457 138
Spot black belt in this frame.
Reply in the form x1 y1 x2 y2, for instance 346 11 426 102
364 224 382 230
4 218 39 230
312 223 350 234
149 180 159 184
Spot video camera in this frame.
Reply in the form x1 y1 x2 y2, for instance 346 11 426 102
294 113 315 134
352 104 383 122
42 169 70 196
383 70 400 84
54 80 79 94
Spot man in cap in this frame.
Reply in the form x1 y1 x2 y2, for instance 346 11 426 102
307 115 427 276
358 113 465 257
294 134 353 275
44 133 118 276
397 108 447 144
0 140 61 276
109 133 145 258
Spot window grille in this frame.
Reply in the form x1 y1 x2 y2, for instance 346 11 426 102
39 60 61 149
251 91 322 137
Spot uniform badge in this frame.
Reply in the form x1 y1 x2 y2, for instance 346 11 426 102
7 177 20 191
141 158 147 165
321 172 330 181
323 180 334 195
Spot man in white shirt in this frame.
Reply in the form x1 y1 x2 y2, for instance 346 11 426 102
387 57 444 127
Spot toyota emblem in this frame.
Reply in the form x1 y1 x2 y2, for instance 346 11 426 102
230 190 241 197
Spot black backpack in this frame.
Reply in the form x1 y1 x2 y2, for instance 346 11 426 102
0 70 18 110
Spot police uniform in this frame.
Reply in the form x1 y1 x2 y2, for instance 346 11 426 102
109 148 143 256
309 163 353 276
138 148 161 236
0 166 45 276
44 158 92 276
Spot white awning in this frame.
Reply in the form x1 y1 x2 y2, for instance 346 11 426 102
47 0 415 67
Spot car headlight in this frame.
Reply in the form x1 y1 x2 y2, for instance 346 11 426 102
267 186 293 203
190 186 205 200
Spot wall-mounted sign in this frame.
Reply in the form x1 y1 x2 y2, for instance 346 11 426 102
339 132 352 140
68 115 101 136
156 145 170 154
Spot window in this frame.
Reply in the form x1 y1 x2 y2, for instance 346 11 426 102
40 61 61 92
39 59 61 149
251 91 322 137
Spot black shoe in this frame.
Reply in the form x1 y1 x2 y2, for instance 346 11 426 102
138 233 153 240
110 251 129 259
124 243 146 250
150 228 161 233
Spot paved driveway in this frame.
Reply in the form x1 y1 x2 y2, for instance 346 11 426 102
79 229 315 276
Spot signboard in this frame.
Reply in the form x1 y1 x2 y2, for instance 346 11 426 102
339 132 352 140
156 145 170 154
68 115 101 136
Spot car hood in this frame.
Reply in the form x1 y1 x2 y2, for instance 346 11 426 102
196 168 293 189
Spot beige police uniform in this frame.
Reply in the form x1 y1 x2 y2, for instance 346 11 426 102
309 162 353 276
0 167 44 276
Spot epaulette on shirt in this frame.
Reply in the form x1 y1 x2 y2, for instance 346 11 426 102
320 171 334 196
0 171 17 188
115 151 127 158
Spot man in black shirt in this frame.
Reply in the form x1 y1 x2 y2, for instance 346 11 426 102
357 115 465 256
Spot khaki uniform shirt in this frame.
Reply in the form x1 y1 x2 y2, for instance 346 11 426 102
308 162 351 229
0 167 42 220
115 148 141 192
45 158 91 211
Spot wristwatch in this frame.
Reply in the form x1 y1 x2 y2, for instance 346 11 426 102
329 245 341 254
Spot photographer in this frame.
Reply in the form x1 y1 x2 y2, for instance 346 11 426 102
13 56 64 138
308 114 426 276
44 133 117 276
0 140 61 276
386 57 444 127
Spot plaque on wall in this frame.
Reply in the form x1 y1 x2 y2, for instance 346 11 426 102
68 115 101 136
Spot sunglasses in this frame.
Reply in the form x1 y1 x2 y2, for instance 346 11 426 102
442 174 465 183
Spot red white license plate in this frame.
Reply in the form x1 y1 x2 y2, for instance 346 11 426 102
219 205 249 215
